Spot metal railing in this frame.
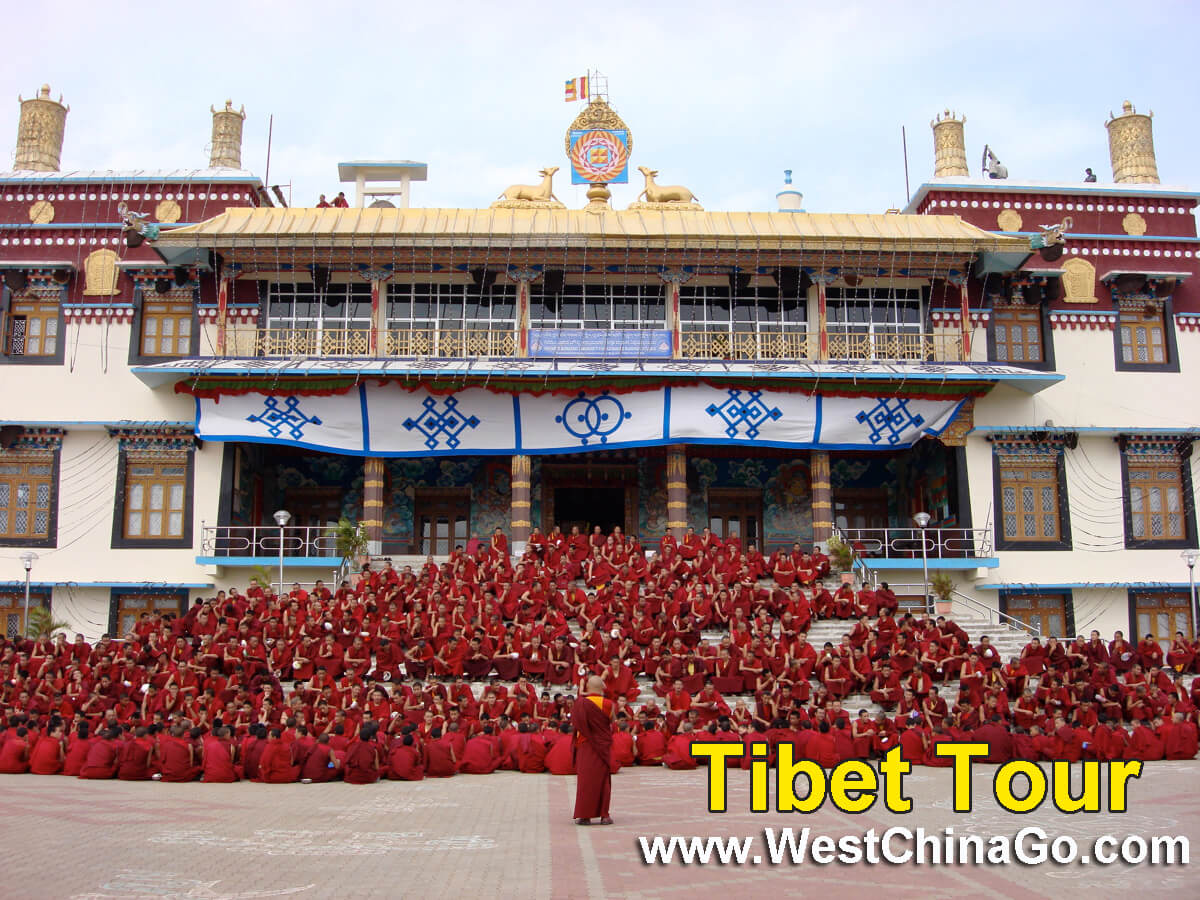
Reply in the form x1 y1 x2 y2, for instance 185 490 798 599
678 329 816 361
825 329 963 362
200 524 340 558
952 588 1041 637
838 526 994 560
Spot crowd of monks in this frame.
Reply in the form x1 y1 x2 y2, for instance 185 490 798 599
1 524 1198 783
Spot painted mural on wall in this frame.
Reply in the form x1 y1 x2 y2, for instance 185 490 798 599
828 443 954 528
638 457 668 539
685 455 813 551
382 456 515 549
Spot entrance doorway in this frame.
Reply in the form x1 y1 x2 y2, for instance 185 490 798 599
554 486 625 535
707 488 762 546
414 488 470 556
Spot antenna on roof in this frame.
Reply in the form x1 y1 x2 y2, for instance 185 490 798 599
901 126 911 203
264 114 274 191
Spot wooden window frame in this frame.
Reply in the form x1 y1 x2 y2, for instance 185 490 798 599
111 447 195 549
413 487 471 556
1113 297 1179 373
999 590 1075 639
107 588 188 639
0 590 51 640
992 447 1073 551
0 448 60 548
1127 589 1194 646
1119 443 1196 550
0 286 65 367
987 303 1055 371
128 286 199 364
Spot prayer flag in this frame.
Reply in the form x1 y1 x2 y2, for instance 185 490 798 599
564 76 588 102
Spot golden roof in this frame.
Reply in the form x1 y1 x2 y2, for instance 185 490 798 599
155 206 1028 255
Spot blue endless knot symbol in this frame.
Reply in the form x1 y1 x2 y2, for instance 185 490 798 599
245 395 323 440
403 395 480 450
855 398 925 446
556 391 632 445
704 389 782 440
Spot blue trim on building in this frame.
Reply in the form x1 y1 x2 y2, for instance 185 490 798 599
977 581 1194 590
813 394 823 443
195 556 339 568
864 558 1000 570
359 384 371 453
0 581 210 589
512 395 522 451
662 386 672 439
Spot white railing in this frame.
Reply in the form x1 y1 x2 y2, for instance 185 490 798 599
200 524 340 558
837 526 994 560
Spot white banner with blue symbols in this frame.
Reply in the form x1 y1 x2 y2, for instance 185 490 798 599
195 385 964 456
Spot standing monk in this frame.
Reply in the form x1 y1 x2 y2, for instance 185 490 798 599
571 675 614 825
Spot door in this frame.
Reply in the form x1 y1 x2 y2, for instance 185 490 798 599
1004 593 1068 638
283 487 347 529
833 489 889 530
707 488 762 545
415 489 470 556
1134 591 1193 650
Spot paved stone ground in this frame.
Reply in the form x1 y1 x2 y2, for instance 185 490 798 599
1 762 1197 899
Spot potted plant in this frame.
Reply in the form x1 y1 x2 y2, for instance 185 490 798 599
25 605 70 640
825 535 856 584
328 517 370 571
930 571 956 615
248 565 276 593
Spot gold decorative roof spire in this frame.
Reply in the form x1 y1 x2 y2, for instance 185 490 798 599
15 84 69 172
931 109 968 178
1106 100 1159 184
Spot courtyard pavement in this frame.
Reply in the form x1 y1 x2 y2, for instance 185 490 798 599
0 761 1196 899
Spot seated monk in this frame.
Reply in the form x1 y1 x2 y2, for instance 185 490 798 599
343 722 383 784
387 733 424 781
300 734 341 783
117 726 155 780
28 722 67 776
545 723 576 775
425 728 459 777
257 728 300 783
79 727 122 779
159 725 202 782
458 728 501 775
201 727 240 783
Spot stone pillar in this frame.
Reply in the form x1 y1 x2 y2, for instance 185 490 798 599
363 457 385 555
666 444 688 540
660 269 693 359
811 450 833 543
511 455 532 545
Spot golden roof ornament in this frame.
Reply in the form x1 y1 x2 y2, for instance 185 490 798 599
492 166 566 209
563 99 632 153
628 166 702 211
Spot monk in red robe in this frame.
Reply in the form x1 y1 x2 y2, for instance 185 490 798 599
159 725 202 782
572 676 614 825
201 728 240 782
546 723 576 775
257 728 300 783
117 727 155 780
0 726 31 774
29 722 67 775
343 722 383 784
79 727 122 779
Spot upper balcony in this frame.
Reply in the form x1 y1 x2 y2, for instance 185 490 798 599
229 324 966 363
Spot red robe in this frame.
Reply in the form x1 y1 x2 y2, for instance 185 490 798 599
79 739 120 779
201 736 239 782
458 736 500 775
546 733 576 775
28 735 64 775
343 739 382 784
257 738 300 783
571 693 614 818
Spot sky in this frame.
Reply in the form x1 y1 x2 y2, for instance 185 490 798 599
1 0 1197 214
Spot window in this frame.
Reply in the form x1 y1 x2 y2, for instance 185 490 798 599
1132 591 1193 650
0 591 50 640
679 285 807 359
992 442 1071 551
1114 298 1178 373
263 282 372 355
0 453 55 544
1123 458 1190 542
140 299 193 357
113 449 193 548
5 299 59 357
111 592 185 638
386 281 516 356
1118 305 1166 364
530 283 665 331
825 287 923 360
992 307 1043 363
124 459 187 539
1002 592 1070 638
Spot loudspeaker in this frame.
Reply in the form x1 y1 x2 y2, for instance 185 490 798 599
173 266 190 287
1038 244 1064 262
125 229 144 249
155 278 172 294
1025 283 1043 307
0 425 21 449
4 269 28 292
541 269 565 295
1042 277 1062 302
470 267 497 291
1155 279 1175 298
